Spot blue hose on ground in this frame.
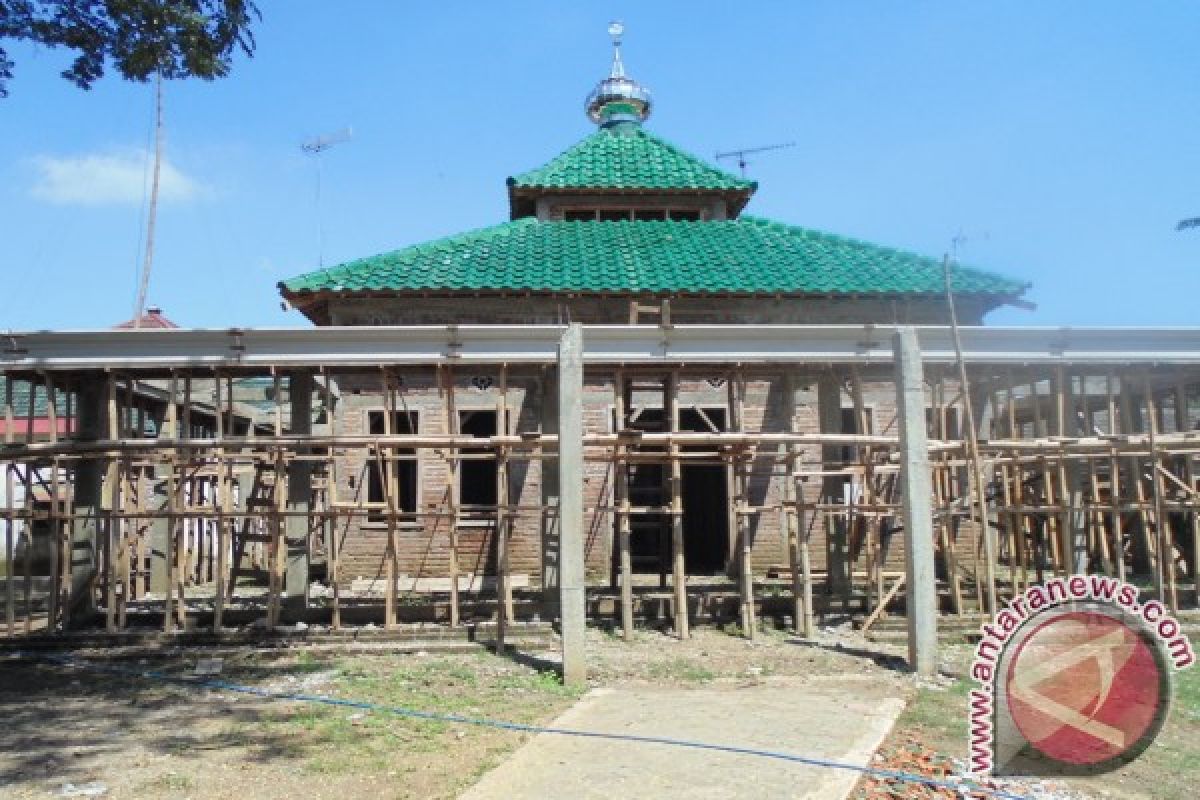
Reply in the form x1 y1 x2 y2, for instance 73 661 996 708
6 651 1029 800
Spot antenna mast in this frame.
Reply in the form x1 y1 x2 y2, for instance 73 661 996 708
301 127 353 267
133 72 164 329
715 141 796 177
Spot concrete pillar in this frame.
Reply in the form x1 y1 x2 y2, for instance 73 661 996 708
283 371 313 619
67 377 105 626
557 325 586 686
817 374 849 600
894 328 938 677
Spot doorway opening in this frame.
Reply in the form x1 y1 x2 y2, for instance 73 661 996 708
612 405 730 576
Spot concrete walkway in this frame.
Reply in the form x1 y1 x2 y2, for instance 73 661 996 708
460 677 906 800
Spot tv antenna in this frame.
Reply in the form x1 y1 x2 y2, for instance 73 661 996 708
301 127 353 267
132 72 165 328
715 141 796 177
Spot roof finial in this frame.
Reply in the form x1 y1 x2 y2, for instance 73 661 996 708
585 21 652 128
608 20 625 79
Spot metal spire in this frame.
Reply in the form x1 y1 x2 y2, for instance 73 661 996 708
608 20 625 78
586 21 652 126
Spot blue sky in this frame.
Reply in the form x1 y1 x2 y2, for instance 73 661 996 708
2 2 1198 330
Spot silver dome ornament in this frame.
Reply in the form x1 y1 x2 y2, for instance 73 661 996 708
585 21 652 127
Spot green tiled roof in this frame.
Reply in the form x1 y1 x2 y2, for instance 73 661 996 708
280 217 1029 298
508 126 755 193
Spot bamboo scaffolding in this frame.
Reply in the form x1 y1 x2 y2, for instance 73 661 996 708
2 362 1199 641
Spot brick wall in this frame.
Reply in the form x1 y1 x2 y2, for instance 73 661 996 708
326 363 973 590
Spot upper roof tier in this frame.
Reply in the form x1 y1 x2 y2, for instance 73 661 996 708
508 126 756 218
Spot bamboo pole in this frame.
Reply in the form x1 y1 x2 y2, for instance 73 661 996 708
4 463 13 635
730 368 755 638
266 372 283 628
1144 374 1176 611
495 364 511 651
614 369 633 640
443 365 460 628
381 368 399 628
943 255 996 614
104 374 119 631
214 372 229 630
782 371 808 635
666 369 688 638
1176 381 1200 607
323 366 342 630
4 376 13 635
163 373 178 632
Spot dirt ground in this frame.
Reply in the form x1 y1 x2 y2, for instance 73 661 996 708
0 624 913 800
0 625 1194 799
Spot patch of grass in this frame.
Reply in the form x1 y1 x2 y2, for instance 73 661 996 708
287 650 334 674
154 772 194 791
1172 664 1199 715
647 658 716 684
234 649 583 793
892 677 971 750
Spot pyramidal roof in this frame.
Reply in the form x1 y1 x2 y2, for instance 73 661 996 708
281 217 1028 298
279 27 1030 314
509 126 755 193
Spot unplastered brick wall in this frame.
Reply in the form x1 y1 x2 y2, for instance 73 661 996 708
325 362 974 593
332 367 547 588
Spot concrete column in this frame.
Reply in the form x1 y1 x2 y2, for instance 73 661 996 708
894 328 938 677
283 371 313 619
557 325 586 686
817 374 849 600
67 377 105 626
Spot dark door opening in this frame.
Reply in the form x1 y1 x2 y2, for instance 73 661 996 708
679 408 729 574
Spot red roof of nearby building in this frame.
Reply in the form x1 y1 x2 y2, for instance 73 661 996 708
113 306 180 330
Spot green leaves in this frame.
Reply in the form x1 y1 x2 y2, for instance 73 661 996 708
0 0 260 96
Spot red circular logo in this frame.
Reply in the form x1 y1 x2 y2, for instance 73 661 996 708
1005 609 1169 769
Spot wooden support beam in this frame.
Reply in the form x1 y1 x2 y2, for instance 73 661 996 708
782 371 813 637
861 574 905 635
1144 374 1176 611
614 369 633 640
731 368 756 639
382 368 399 629
495 364 511 652
666 368 688 639
323 366 342 630
442 365 461 628
104 373 119 632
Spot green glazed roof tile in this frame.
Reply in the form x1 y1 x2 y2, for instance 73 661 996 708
280 217 1029 298
508 126 755 192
